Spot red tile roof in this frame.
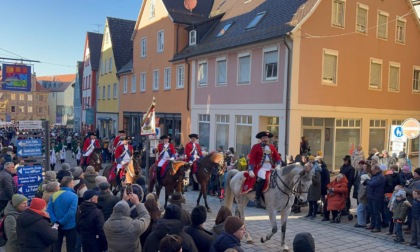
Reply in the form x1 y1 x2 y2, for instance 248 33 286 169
36 74 76 83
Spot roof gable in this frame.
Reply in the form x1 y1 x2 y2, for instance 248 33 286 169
87 32 104 71
107 17 136 73
162 0 214 25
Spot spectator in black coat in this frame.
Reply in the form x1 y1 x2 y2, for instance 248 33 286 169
168 192 191 226
76 190 107 252
317 156 330 220
184 205 214 252
16 198 58 251
210 216 245 252
340 155 355 214
96 182 119 221
0 162 16 212
56 163 72 183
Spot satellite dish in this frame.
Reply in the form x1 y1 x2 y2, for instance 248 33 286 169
184 0 197 12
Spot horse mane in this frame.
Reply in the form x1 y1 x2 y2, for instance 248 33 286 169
171 161 187 175
209 152 224 164
281 164 300 176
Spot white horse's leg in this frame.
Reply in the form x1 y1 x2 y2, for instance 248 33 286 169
261 208 277 243
279 208 291 251
236 195 253 244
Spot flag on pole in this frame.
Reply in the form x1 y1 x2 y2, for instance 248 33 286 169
141 97 156 136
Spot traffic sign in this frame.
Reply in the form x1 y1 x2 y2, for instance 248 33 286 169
18 120 42 130
17 165 43 176
18 184 39 194
18 174 43 184
17 139 43 157
402 118 420 140
390 125 407 142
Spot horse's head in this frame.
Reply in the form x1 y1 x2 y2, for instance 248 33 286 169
294 164 315 196
172 161 191 177
279 164 314 195
133 151 142 175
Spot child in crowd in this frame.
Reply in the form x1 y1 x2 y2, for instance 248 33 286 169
407 189 420 248
387 185 404 235
391 190 409 243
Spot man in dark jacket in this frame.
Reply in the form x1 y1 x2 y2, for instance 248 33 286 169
364 165 385 233
168 192 191 226
143 204 198 252
317 156 330 221
184 205 214 252
76 190 107 252
340 155 355 215
0 162 16 212
97 182 120 221
211 216 245 252
405 168 420 232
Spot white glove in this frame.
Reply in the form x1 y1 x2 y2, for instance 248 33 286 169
169 157 175 161
121 161 127 166
248 170 255 178
189 160 193 164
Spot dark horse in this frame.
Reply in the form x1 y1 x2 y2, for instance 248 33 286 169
194 152 225 213
103 150 142 195
83 148 102 172
148 161 190 208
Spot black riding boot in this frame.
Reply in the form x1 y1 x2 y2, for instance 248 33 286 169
255 178 266 209
156 166 161 184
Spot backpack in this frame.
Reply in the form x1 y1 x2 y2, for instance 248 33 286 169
0 213 9 246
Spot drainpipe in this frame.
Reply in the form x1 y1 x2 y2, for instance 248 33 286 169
176 24 179 53
283 33 292 157
185 58 190 112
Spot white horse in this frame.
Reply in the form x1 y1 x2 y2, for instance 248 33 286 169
224 164 314 251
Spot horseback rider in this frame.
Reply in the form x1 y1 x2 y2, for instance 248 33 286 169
114 136 134 181
113 130 126 155
82 132 101 167
184 133 203 189
156 135 175 184
248 131 282 208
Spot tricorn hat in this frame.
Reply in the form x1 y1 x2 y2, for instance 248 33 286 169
343 155 351 161
118 130 126 133
188 133 199 139
160 135 169 140
120 136 131 141
256 131 273 139
89 132 96 137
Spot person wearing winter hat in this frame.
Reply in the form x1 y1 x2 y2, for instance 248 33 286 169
70 166 87 199
144 204 197 252
84 166 98 190
57 163 72 183
97 182 119 221
104 190 150 252
17 198 58 251
211 206 233 236
168 192 191 226
42 181 60 203
293 232 315 252
393 189 409 243
2 194 28 251
185 205 214 252
95 175 108 188
128 184 144 219
76 190 107 252
403 168 420 233
210 216 245 252
355 174 371 228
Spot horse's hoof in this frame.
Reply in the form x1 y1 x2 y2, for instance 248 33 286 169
207 208 212 213
260 237 265 243
246 240 253 244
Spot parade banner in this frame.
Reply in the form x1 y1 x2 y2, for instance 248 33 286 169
1 64 32 92
140 97 156 136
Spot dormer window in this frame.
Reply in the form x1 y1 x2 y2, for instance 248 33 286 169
217 22 233 37
246 11 266 30
189 30 197 46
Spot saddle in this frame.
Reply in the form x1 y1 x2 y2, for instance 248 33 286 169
240 170 271 195
155 161 184 180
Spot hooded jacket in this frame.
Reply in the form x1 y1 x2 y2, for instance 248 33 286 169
210 232 244 252
3 201 21 252
184 224 214 252
104 200 150 252
46 186 78 230
143 218 198 252
16 209 58 252
84 172 98 190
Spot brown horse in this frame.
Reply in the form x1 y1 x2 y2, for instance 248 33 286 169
194 152 225 212
102 150 142 195
148 161 190 208
87 148 102 172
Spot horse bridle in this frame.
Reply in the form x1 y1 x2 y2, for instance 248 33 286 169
269 169 309 208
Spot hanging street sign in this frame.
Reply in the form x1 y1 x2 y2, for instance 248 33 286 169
17 139 43 157
18 120 43 130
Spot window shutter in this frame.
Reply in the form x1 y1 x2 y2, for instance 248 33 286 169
357 8 367 32
239 56 250 83
265 51 277 64
371 63 381 87
323 54 336 82
217 60 226 84
378 15 387 38
389 66 399 90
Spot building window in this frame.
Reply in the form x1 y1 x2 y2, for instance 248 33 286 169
356 4 368 34
28 106 32 113
216 58 227 86
27 94 32 101
123 77 128 93
38 107 43 114
157 30 164 53
38 95 43 102
370 59 382 89
216 115 229 151
131 75 137 93
335 119 361 171
102 86 106 99
264 49 278 81
19 94 25 101
164 68 171 90
189 30 196 46
97 86 100 100
105 59 108 74
198 62 208 86
413 67 420 93
140 73 146 92
108 85 111 99
11 94 15 100
377 11 388 39
176 65 184 88
102 61 105 75
153 70 159 90
11 106 15 113
19 106 24 113
246 11 266 30
150 0 155 18
388 63 400 92
217 22 233 37
109 57 113 72
369 120 386 153
396 18 406 44
141 38 147 57
322 49 338 84
332 0 345 28
198 114 210 150
236 115 252 157
113 83 117 98
238 54 250 84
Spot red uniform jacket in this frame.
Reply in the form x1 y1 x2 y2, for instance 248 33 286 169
82 138 101 153
113 135 121 149
185 141 203 162
157 143 176 164
115 144 133 164
248 143 281 174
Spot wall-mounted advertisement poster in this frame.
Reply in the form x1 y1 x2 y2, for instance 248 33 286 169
1 64 31 92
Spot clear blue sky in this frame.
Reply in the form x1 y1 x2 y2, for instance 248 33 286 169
0 0 141 77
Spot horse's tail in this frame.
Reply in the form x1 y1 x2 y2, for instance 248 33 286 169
224 169 239 210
